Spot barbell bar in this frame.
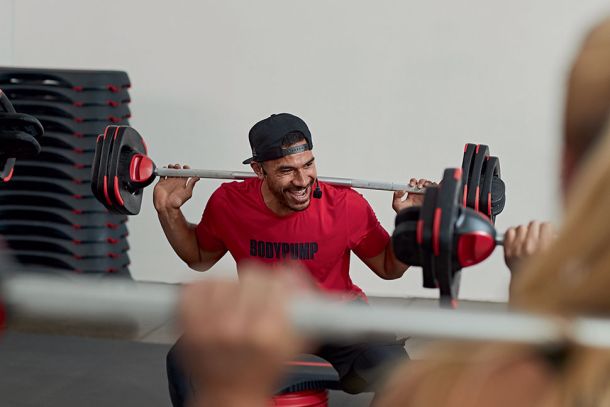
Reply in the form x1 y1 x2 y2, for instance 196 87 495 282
154 168 425 194
90 126 505 216
152 170 510 245
2 271 608 348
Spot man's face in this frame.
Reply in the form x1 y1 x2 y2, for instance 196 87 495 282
258 141 317 212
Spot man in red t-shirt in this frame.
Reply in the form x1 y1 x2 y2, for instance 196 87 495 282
155 113 431 406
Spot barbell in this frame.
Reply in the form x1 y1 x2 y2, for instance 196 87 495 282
393 168 509 308
90 126 506 218
2 270 610 349
0 90 44 181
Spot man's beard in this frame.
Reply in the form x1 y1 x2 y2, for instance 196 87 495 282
270 182 313 212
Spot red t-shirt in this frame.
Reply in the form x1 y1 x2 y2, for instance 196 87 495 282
196 178 389 299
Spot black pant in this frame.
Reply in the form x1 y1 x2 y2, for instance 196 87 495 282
166 336 408 406
315 338 408 394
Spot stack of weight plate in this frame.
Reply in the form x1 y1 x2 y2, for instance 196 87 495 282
0 67 132 277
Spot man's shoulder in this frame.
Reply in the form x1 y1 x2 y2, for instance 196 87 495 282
320 182 367 202
205 179 260 214
316 183 373 216
212 178 259 199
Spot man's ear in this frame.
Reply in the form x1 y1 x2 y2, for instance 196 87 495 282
251 162 265 179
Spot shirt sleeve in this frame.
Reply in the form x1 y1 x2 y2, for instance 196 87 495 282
346 190 390 259
195 189 227 252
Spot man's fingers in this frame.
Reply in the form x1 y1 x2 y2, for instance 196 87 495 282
186 177 200 194
394 190 407 199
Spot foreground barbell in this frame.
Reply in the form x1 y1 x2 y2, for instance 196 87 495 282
1 271 610 348
393 168 510 308
90 126 505 216
0 90 44 182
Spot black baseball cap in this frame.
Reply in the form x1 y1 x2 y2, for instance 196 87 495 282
242 113 313 164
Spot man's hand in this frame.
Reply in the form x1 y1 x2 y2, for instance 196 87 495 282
180 267 309 407
504 221 554 273
153 164 200 213
392 178 436 213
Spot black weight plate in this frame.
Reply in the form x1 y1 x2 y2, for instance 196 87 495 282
0 130 41 158
17 265 132 278
480 156 501 222
392 207 422 267
36 115 129 136
465 144 489 212
0 191 98 207
0 220 128 242
107 126 147 215
0 84 131 106
39 132 96 152
0 205 126 227
15 160 93 180
12 100 131 120
0 112 44 139
0 89 15 112
490 177 506 217
5 175 93 196
420 186 439 289
0 89 19 179
434 168 462 309
0 68 130 90
95 126 125 212
0 191 113 212
460 144 476 207
4 235 129 258
90 132 104 205
12 251 130 273
37 147 96 166
0 157 16 181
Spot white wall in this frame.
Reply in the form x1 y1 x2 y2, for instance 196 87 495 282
7 0 610 301
0 0 13 64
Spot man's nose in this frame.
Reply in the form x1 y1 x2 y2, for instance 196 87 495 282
292 169 309 187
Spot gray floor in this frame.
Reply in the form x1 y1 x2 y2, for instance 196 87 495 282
2 295 505 407
0 332 171 407
0 332 376 407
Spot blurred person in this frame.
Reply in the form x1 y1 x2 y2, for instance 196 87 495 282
503 17 610 276
380 17 610 405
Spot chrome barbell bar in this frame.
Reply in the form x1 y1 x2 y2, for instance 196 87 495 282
3 272 609 348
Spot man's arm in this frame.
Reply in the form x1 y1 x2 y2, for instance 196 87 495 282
353 178 434 280
359 242 409 280
154 164 226 271
157 208 226 271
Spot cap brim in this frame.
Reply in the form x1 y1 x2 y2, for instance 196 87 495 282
242 157 254 164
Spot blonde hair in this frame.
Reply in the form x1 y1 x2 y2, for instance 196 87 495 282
564 17 610 161
556 347 610 406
